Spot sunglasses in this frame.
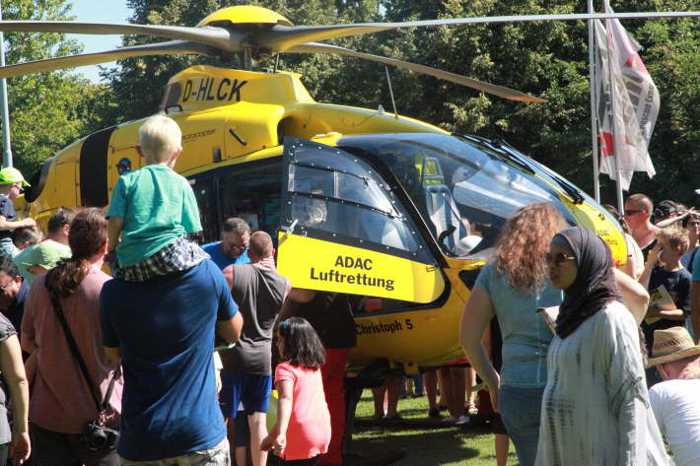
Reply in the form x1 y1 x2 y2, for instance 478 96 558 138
545 252 576 267
623 209 644 217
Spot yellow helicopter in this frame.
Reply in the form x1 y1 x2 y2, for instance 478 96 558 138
0 5 688 372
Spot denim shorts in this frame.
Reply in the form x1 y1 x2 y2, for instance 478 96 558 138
498 385 545 466
219 372 272 418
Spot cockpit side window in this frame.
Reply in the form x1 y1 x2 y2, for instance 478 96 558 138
284 139 433 263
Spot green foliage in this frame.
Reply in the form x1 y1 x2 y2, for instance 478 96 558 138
1 0 117 177
103 1 700 204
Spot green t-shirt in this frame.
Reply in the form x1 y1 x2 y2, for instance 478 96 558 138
14 239 72 287
106 164 202 267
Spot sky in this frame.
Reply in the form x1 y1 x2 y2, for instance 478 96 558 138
67 0 132 82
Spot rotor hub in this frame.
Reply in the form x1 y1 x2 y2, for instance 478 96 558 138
197 6 293 29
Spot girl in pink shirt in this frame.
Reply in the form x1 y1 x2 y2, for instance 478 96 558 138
262 317 331 465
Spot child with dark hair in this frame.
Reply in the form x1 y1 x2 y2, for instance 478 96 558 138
262 317 330 465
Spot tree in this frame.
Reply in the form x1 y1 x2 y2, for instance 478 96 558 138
107 0 700 204
1 0 116 176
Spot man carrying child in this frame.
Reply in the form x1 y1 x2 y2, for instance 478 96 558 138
102 114 242 465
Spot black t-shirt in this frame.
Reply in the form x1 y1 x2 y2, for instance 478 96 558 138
649 266 691 313
643 265 691 352
0 195 15 240
294 292 357 349
4 281 28 338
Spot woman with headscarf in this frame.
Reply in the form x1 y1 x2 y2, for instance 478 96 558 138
535 226 669 466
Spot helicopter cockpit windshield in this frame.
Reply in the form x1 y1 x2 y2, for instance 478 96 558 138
339 133 577 258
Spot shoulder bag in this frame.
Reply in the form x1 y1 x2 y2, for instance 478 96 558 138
50 294 120 455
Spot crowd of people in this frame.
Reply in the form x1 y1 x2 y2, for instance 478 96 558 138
0 115 360 466
0 111 696 466
461 195 700 466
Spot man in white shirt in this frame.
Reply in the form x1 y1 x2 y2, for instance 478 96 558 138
647 326 700 466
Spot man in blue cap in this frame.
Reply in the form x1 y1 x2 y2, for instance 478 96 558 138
0 167 35 257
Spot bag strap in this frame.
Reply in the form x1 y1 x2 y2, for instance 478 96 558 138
50 294 117 412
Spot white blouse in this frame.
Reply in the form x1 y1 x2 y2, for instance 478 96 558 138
535 301 669 466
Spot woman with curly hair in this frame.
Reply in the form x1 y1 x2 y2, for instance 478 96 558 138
460 203 566 466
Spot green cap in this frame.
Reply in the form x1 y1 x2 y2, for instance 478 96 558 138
0 167 29 187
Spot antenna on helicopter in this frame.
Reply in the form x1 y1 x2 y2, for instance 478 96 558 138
384 66 399 120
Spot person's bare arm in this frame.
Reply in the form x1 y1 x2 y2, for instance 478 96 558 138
282 280 292 303
639 244 661 290
460 287 500 411
0 216 35 231
613 268 650 326
107 216 123 253
222 265 234 289
277 288 315 322
655 211 693 228
261 378 293 454
102 346 121 366
216 313 243 344
26 265 48 276
656 308 685 320
287 288 316 304
0 335 30 464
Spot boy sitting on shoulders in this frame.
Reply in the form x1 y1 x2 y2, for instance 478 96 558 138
106 114 207 281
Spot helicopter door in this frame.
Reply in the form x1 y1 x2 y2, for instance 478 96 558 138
277 138 445 304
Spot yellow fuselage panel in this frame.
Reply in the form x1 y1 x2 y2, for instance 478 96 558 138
563 197 628 265
351 283 466 368
277 234 445 304
167 67 313 113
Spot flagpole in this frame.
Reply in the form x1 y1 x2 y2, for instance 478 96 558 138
0 0 12 168
603 8 626 215
588 0 601 203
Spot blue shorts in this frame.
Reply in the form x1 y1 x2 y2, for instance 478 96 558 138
220 372 272 418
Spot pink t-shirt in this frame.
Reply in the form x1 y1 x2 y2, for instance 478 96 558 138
21 269 123 434
275 361 331 461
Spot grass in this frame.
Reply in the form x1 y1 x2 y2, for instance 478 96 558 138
350 391 519 466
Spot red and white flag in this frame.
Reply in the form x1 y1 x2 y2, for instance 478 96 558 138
594 3 659 191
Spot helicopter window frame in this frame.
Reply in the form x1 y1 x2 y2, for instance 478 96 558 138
187 172 220 244
186 158 285 244
282 137 451 316
215 158 283 240
282 138 439 265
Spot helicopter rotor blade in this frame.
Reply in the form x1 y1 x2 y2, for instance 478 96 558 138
286 42 544 104
259 10 700 51
0 41 215 79
0 21 236 51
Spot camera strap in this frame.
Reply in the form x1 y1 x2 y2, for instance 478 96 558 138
50 294 120 413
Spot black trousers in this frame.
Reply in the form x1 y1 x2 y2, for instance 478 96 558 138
29 423 120 466
269 455 319 466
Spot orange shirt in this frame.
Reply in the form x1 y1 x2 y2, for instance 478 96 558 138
275 362 331 461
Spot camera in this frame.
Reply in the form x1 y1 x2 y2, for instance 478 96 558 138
80 421 118 453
